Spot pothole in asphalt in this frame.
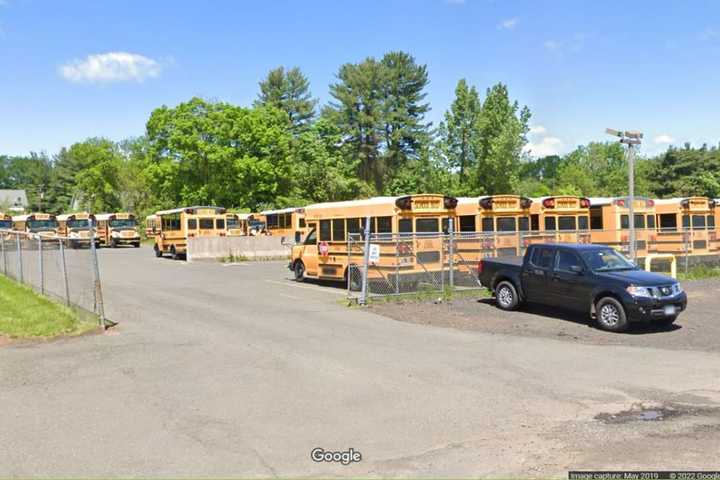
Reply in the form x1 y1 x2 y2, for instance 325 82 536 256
595 404 720 424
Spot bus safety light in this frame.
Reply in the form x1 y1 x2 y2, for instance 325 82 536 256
615 199 626 207
479 197 493 210
681 198 690 209
395 196 413 210
542 198 556 209
444 196 459 209
523 238 530 247
580 198 590 209
647 199 655 207
520 197 533 209
477 259 483 274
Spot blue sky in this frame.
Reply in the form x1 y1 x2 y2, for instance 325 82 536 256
2 0 719 158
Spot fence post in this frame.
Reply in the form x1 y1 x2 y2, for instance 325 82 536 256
395 235 400 294
16 233 23 284
448 219 454 290
684 230 689 274
58 239 70 306
38 236 44 295
90 219 107 327
346 234 352 297
359 216 372 305
1 234 6 275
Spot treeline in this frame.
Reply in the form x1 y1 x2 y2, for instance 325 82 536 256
2 51 720 218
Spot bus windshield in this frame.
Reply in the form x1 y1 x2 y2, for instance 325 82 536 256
67 219 90 229
28 220 58 231
0 220 11 229
227 218 240 228
110 219 137 228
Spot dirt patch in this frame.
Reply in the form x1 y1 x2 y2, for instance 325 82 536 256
369 279 720 351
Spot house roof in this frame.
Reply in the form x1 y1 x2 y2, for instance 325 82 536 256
0 189 28 209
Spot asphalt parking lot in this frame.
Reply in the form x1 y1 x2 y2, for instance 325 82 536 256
2 247 720 477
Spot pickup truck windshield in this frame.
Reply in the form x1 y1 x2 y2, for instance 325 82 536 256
581 248 635 272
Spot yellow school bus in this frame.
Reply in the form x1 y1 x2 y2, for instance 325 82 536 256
226 213 255 236
588 197 657 256
528 196 591 244
96 213 141 248
290 194 458 286
57 212 97 248
153 206 227 259
259 207 306 241
455 195 532 259
655 197 717 255
145 214 159 238
12 213 59 239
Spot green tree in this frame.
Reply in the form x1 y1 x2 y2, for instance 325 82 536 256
145 97 296 210
255 66 317 133
4 153 53 211
474 83 531 194
327 51 431 193
437 79 482 186
648 145 720 198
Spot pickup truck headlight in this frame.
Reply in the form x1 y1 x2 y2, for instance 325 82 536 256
673 284 683 295
626 285 654 298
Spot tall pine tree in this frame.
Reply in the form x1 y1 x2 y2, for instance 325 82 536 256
255 66 317 133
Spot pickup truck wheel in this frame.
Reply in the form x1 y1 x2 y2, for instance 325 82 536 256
596 297 628 332
495 281 519 311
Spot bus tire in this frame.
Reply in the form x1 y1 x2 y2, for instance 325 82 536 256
345 267 362 291
154 244 162 258
495 281 519 311
596 297 628 332
170 246 180 260
133 242 141 248
110 238 118 248
294 261 305 281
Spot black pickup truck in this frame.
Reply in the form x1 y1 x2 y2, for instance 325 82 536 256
478 243 687 332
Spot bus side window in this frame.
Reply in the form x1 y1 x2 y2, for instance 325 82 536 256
459 215 475 232
531 215 539 231
332 219 345 241
544 217 556 231
481 218 494 232
188 218 197 230
708 215 715 230
216 218 225 230
319 220 331 241
647 215 656 229
399 218 413 235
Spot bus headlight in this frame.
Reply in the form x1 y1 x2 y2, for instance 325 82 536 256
626 285 653 298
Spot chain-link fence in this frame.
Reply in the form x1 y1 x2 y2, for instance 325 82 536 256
347 227 718 302
0 229 108 327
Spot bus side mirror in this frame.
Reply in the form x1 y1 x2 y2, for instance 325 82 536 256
570 265 584 274
295 232 301 244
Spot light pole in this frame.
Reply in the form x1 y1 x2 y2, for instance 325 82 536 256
606 128 643 261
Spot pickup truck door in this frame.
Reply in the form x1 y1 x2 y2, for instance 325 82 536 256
549 249 593 311
521 246 555 303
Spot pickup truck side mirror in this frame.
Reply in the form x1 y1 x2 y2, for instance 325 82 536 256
569 265 584 274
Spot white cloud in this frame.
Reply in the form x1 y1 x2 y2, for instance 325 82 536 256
653 134 675 145
59 52 162 84
498 17 518 30
524 125 563 157
524 136 563 157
